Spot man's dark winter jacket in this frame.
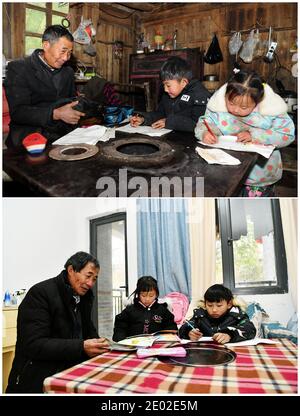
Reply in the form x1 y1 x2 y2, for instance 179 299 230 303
113 300 177 342
6 271 98 393
179 306 256 342
141 79 211 132
4 49 76 147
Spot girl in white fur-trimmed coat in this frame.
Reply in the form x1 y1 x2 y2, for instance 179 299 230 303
195 70 295 197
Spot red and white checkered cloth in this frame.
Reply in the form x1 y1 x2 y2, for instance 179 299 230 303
43 339 297 394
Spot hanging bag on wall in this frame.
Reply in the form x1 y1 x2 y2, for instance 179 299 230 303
204 34 223 64
239 29 259 63
228 32 243 55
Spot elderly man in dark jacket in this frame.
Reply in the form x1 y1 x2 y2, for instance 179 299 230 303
130 57 211 132
4 25 85 148
6 252 109 394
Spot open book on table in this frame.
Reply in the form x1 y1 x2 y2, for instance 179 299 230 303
118 330 180 347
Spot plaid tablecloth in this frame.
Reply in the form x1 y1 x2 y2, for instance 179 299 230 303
43 339 297 394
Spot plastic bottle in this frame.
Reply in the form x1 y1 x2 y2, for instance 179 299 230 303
4 291 11 307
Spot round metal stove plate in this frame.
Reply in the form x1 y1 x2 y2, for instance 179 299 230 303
101 136 175 167
157 343 236 367
49 144 99 161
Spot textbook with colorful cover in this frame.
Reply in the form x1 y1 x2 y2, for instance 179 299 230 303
118 330 180 347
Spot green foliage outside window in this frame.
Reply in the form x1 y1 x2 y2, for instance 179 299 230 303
52 14 64 26
26 8 46 34
233 218 264 284
52 3 69 13
25 36 42 56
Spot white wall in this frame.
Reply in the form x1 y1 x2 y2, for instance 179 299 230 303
3 198 80 292
239 293 295 327
72 198 138 294
2 198 138 294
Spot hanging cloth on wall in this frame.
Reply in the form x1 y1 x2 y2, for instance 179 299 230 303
73 17 95 45
204 34 223 64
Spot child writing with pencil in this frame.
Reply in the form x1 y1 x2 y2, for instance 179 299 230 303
113 276 177 342
179 284 256 344
194 70 295 197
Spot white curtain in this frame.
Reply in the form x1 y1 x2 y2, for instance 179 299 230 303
279 199 298 311
187 198 216 318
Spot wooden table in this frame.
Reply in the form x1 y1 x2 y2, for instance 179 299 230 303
3 131 258 197
43 339 297 394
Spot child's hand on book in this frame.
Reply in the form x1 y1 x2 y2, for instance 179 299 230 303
151 118 166 129
212 332 231 344
236 131 252 143
130 114 144 127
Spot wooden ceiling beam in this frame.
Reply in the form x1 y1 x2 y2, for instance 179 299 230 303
117 3 157 12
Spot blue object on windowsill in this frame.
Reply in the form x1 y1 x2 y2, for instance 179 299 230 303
3 291 11 307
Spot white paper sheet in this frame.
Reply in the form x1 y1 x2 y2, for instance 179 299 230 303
115 123 172 137
226 338 278 347
180 337 214 344
195 147 241 165
199 135 275 158
52 125 110 145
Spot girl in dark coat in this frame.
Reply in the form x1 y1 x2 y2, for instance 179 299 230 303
179 284 256 344
113 276 177 342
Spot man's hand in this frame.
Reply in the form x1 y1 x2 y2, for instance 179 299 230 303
53 101 85 125
151 118 166 129
83 337 110 357
212 332 231 344
130 114 144 127
188 328 203 341
202 130 218 144
236 131 252 143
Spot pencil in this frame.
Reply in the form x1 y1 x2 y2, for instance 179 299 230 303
184 320 197 331
203 119 217 141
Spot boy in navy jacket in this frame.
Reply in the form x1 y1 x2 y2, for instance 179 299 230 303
130 57 210 133
179 284 256 344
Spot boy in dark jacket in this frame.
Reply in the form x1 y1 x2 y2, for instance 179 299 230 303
130 57 210 133
113 276 177 341
179 284 256 344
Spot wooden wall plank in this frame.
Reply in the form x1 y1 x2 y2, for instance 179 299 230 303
2 2 297 92
141 2 297 90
